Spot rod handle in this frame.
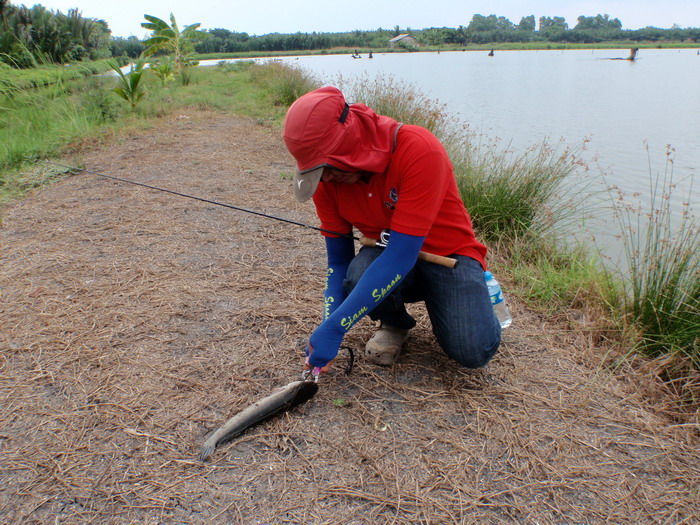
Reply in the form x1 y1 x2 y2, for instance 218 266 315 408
359 237 458 269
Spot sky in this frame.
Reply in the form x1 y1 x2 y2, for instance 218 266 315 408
17 0 700 38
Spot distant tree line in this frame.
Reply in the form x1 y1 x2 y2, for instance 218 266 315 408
459 14 700 44
2 1 699 69
193 28 399 54
173 14 700 56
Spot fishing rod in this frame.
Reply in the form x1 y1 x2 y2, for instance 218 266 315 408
42 163 457 461
49 162 351 239
49 162 457 268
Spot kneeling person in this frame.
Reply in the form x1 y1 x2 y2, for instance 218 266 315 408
283 87 501 372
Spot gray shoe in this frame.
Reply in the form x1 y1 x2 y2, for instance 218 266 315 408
365 323 410 365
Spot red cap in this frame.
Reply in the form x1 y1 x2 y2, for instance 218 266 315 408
283 86 400 201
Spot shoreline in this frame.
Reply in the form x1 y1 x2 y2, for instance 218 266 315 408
192 40 700 61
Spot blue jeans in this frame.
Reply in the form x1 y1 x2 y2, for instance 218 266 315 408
344 247 501 368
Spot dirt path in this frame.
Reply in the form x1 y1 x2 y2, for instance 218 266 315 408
1 111 698 524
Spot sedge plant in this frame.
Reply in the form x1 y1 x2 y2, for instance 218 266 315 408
606 147 699 367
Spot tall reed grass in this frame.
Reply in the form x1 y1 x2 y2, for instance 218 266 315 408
605 149 699 367
338 74 450 138
454 140 590 243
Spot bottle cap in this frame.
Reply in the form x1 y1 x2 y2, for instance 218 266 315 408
484 271 493 280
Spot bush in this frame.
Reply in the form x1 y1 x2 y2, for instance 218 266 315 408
249 60 319 106
216 59 256 73
455 140 589 243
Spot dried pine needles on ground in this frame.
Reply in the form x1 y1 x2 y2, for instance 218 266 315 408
1 111 699 524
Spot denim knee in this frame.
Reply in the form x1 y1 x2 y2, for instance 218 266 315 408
418 255 502 369
438 326 501 368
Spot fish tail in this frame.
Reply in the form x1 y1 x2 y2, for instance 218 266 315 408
199 438 217 461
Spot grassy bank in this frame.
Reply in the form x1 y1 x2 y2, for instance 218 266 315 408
1 60 697 407
0 59 121 96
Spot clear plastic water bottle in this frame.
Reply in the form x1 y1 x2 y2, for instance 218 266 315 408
484 271 512 328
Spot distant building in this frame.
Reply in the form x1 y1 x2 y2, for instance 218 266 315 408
389 34 418 48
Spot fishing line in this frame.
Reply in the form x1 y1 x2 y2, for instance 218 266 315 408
48 162 356 240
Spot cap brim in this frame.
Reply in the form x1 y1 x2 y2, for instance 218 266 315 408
293 166 324 202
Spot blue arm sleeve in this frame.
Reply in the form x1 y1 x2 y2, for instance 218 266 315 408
323 236 355 319
308 231 425 368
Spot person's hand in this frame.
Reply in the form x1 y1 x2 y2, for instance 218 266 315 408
304 342 333 374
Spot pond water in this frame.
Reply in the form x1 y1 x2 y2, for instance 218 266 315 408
204 49 700 256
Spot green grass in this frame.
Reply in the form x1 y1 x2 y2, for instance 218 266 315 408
0 76 120 168
0 75 121 207
0 61 316 207
508 235 619 315
125 61 300 122
191 40 699 62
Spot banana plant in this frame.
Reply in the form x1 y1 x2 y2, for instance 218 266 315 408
109 57 147 109
141 13 201 76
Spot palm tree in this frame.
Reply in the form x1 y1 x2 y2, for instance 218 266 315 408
140 13 201 75
109 57 147 109
0 0 10 29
